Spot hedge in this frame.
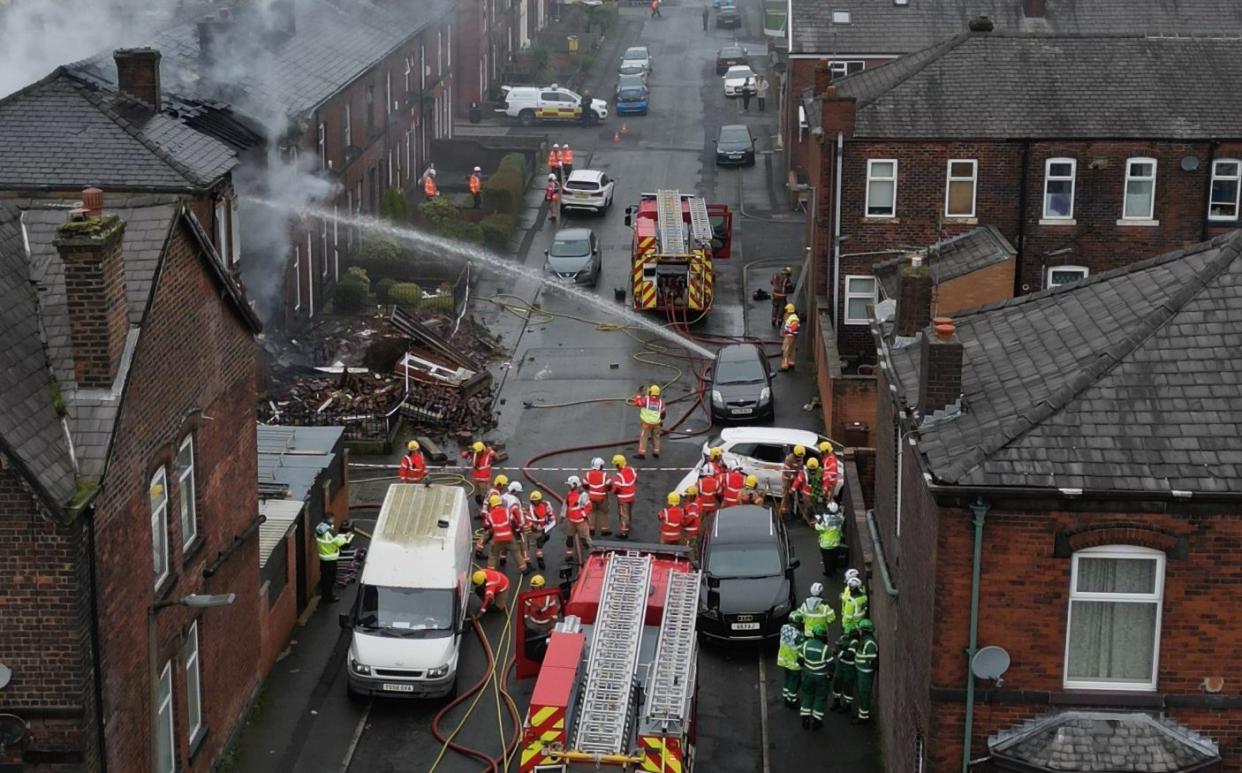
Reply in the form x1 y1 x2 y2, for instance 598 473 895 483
438 219 484 245
334 278 369 313
482 169 525 215
421 292 455 315
418 196 460 228
380 186 408 223
344 265 370 290
388 282 423 308
374 277 396 303
498 152 528 180
355 237 404 279
480 213 517 251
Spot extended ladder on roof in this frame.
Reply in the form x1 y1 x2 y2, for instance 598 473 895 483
643 569 701 730
687 196 713 248
573 551 654 755
655 189 687 255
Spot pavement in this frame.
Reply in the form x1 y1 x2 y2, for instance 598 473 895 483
225 2 883 771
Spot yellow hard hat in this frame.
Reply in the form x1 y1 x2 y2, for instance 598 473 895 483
709 447 723 458
530 491 543 502
612 454 627 467
667 492 681 505
407 440 420 451
745 474 758 487
531 574 546 588
806 457 820 469
648 384 661 396
785 303 795 314
494 474 509 488
472 441 484 452
819 441 833 453
794 445 806 456
685 485 698 496
488 494 502 506
472 570 487 585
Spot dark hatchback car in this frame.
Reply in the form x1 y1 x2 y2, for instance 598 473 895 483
716 5 741 28
698 506 798 642
715 45 748 74
709 343 773 422
615 77 650 115
544 228 600 287
714 124 756 167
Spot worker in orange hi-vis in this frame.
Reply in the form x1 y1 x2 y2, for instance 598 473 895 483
468 166 483 209
681 487 702 550
561 143 575 178
548 143 562 177
472 568 510 615
422 167 439 199
780 304 801 371
627 384 667 459
657 492 685 545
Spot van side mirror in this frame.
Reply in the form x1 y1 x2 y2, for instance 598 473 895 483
707 589 720 610
707 575 721 589
338 613 353 630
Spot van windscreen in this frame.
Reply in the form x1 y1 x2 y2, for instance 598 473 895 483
358 586 454 635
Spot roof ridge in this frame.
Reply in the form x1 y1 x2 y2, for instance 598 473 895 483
944 233 1242 483
845 33 971 110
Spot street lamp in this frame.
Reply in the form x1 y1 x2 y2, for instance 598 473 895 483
148 593 236 772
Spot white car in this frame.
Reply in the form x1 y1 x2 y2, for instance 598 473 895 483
560 170 615 213
621 45 652 74
495 84 609 126
722 65 755 97
673 427 845 501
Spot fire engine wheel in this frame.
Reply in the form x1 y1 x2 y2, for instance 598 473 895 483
519 109 535 126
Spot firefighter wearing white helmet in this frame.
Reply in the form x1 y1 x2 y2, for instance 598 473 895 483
790 580 836 638
562 475 592 559
583 457 612 536
815 501 846 576
545 171 560 224
781 303 801 371
468 166 483 208
841 575 869 635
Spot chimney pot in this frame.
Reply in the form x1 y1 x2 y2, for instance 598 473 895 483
934 322 957 340
113 48 162 111
969 14 994 32
82 187 104 218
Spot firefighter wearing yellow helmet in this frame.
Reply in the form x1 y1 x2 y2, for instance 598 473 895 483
781 304 801 371
628 384 667 459
611 454 638 538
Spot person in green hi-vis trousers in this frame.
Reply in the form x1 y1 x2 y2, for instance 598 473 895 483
831 628 858 713
798 629 832 730
776 621 805 708
853 618 878 723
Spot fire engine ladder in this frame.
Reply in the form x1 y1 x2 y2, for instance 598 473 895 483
687 196 713 248
643 569 701 729
655 189 686 255
573 551 654 755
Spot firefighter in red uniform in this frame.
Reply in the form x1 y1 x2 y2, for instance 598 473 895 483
583 457 612 536
523 574 561 636
468 166 483 209
707 446 728 478
545 173 560 225
524 490 555 570
721 463 746 508
611 455 638 538
472 568 510 615
658 492 685 545
398 440 427 482
628 384 667 458
461 440 497 504
563 476 593 560
561 144 575 177
783 459 813 524
681 487 702 550
818 441 840 499
485 494 528 572
696 467 721 518
548 144 562 177
737 474 763 505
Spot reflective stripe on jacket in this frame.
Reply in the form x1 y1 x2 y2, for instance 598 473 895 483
799 637 831 675
469 449 495 481
399 452 426 482
584 469 610 501
721 470 745 506
423 176 438 196
612 467 637 503
526 501 554 529
682 502 702 535
486 505 515 542
468 174 481 194
316 531 352 561
657 506 684 543
696 474 720 512
565 490 591 522
634 394 664 425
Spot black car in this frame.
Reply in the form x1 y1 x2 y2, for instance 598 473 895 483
708 342 773 421
698 506 799 642
715 45 748 75
714 124 756 167
716 6 741 28
544 228 600 287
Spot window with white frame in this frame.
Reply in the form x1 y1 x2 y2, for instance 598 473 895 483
1046 265 1088 288
944 159 977 218
344 104 352 148
317 122 325 169
1064 545 1164 690
229 198 241 265
157 660 175 773
332 205 339 281
385 70 392 114
321 219 329 277
1122 157 1157 220
844 276 877 325
437 30 443 77
1043 158 1076 220
829 60 864 78
1209 159 1240 221
176 436 196 549
151 468 169 586
214 200 229 262
293 244 301 311
865 160 897 217
446 23 452 68
183 622 203 743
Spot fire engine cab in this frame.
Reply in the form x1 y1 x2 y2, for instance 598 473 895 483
517 544 701 772
625 190 732 316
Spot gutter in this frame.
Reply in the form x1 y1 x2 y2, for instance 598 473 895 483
864 510 898 597
831 131 844 320
924 480 1242 506
202 514 265 578
962 498 988 773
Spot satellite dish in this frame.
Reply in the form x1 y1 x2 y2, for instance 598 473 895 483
971 645 1011 685
0 714 27 748
0 664 10 690
1181 156 1200 172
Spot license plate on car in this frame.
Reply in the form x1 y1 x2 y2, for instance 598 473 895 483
382 683 415 693
731 622 761 631
729 154 743 159
731 407 752 415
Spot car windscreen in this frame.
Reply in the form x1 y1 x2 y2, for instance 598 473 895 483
708 544 783 578
618 87 647 100
715 353 765 384
718 127 750 146
357 585 454 636
623 48 648 60
549 237 592 256
619 64 644 74
725 67 753 79
719 49 744 59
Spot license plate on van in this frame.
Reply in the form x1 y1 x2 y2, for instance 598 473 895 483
382 683 415 693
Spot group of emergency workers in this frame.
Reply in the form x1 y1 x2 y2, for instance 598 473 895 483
544 143 576 225
418 164 486 209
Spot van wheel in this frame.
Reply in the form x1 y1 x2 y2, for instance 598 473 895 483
519 110 535 126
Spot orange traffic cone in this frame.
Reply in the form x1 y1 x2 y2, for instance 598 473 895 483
620 123 628 135
613 130 620 143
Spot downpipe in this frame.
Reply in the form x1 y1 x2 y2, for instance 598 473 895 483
962 498 989 772
831 131 844 324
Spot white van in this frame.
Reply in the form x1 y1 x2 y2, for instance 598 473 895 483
341 484 471 698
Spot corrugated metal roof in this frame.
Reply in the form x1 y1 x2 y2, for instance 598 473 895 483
258 498 303 567
256 423 343 502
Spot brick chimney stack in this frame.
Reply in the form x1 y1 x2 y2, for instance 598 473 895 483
113 48 162 111
918 317 964 416
893 254 932 338
1022 0 1046 17
813 60 831 93
54 189 130 389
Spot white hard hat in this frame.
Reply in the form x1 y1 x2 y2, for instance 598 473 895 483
845 568 860 580
553 143 560 148
591 457 605 470
827 501 840 514
809 582 824 597
428 168 436 176
566 475 581 487
848 576 862 589
473 166 481 172
548 173 557 180
508 481 523 494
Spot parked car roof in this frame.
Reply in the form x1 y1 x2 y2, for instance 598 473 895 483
711 506 777 542
566 169 606 185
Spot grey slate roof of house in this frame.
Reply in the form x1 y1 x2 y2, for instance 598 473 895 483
835 33 1242 140
883 229 1242 494
789 0 1242 55
875 226 1015 299
0 70 237 191
988 711 1219 772
70 0 453 125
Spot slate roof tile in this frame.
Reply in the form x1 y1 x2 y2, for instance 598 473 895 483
875 226 1016 298
989 711 1219 771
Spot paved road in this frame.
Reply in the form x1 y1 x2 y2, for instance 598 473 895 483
231 2 882 771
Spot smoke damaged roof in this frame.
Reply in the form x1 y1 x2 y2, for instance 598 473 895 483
0 69 238 191
70 0 455 127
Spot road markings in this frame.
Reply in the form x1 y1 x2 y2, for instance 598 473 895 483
338 699 371 773
758 654 771 773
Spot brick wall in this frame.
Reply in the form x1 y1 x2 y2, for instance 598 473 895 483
259 532 297 677
934 258 1014 314
90 215 259 773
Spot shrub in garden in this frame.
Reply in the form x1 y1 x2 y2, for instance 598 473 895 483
355 237 404 279
480 213 517 250
418 196 462 228
344 265 370 290
482 169 525 215
380 186 409 223
374 277 396 303
437 219 484 245
334 277 369 313
498 152 528 181
420 292 455 315
387 282 423 308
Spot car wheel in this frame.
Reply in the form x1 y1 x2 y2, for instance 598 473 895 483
519 109 535 126
746 156 756 167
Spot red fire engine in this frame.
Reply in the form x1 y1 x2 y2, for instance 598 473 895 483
625 190 732 315
516 545 701 772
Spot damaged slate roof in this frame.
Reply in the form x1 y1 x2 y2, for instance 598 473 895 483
989 711 1219 772
875 226 1015 299
835 34 1242 140
790 0 1242 55
0 69 237 192
883 230 1242 494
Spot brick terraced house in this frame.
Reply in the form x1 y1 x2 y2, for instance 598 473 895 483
0 191 262 773
859 230 1242 772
